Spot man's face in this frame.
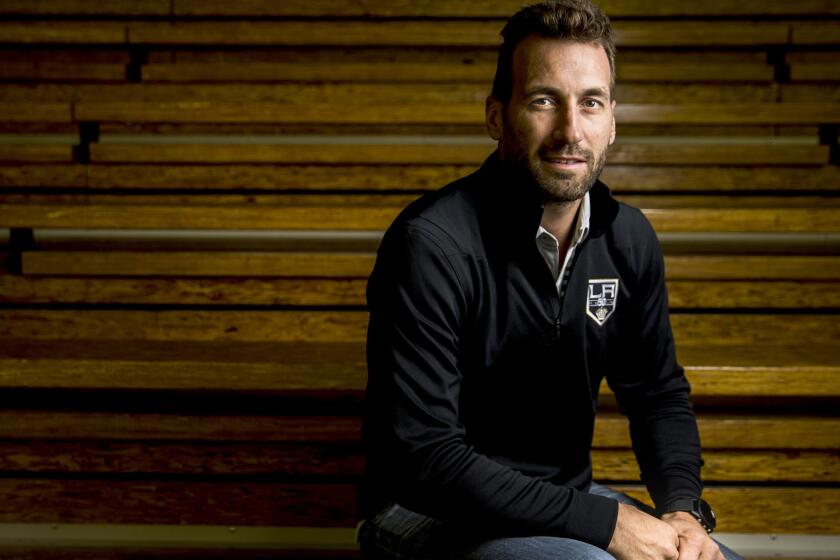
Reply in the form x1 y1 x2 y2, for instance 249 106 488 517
486 35 616 203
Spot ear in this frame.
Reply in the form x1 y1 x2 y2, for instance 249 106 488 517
609 99 616 146
485 96 504 141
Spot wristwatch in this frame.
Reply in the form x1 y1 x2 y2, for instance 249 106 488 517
662 498 716 533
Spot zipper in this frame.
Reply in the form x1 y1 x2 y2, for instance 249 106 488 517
554 238 587 338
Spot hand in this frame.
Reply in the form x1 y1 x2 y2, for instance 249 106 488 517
661 511 724 560
607 502 680 560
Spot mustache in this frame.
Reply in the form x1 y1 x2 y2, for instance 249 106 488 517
538 147 593 161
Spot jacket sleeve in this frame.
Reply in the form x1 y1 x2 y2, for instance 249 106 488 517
605 212 703 511
364 221 619 549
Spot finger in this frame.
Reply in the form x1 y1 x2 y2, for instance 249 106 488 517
698 539 724 560
677 537 702 560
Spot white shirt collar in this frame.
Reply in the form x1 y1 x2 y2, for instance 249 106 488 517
535 192 591 246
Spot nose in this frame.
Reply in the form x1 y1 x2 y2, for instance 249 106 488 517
552 105 582 145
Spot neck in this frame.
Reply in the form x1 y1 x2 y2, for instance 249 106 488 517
540 198 582 255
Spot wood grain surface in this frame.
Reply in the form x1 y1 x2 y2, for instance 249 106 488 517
87 143 830 166
19 252 840 279
0 479 833 532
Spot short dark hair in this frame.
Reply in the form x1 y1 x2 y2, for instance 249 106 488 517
491 0 616 103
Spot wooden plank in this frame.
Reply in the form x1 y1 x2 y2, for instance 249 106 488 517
21 253 840 280
0 48 130 64
0 545 360 559
0 275 369 306
5 273 835 309
0 83 489 103
615 104 840 125
608 144 829 165
0 440 365 478
682 363 840 397
781 84 840 104
0 353 367 393
127 21 791 47
88 143 830 166
617 63 774 82
790 64 840 82
618 487 840 534
0 145 73 163
147 47 765 66
0 479 835 533
128 21 502 47
0 408 364 442
672 315 839 346
0 1 169 15
86 164 473 191
88 122 797 138
0 82 798 105
593 450 839 483
0 324 840 398
142 61 773 84
74 100 487 125
171 0 840 17
22 251 376 277
0 342 836 400
0 441 834 483
0 165 87 188
0 103 71 123
0 479 357 526
0 22 128 45
613 22 790 47
665 256 840 280
0 310 371 342
89 144 496 165
81 164 840 192
667 280 840 309
595 414 840 450
0 62 126 81
0 201 407 231
791 22 840 45
0 407 836 450
0 307 836 348
74 101 840 125
600 165 840 192
2 200 838 233
142 61 497 83
643 207 840 234
619 343 840 396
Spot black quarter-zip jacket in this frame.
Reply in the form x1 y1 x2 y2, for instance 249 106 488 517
361 152 703 550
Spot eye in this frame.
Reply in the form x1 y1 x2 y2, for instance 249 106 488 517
530 97 555 108
582 98 604 110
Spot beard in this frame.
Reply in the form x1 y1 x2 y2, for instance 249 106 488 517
501 131 607 204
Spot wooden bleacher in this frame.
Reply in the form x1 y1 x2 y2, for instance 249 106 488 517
0 0 838 557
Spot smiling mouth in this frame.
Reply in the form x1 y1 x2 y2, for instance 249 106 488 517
541 151 590 165
544 157 585 164
542 156 588 168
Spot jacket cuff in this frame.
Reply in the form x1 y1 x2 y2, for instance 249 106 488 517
651 474 703 513
563 490 619 550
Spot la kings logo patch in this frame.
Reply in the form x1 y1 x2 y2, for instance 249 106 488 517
586 278 619 326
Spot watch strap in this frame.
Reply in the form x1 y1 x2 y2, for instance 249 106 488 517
662 498 716 534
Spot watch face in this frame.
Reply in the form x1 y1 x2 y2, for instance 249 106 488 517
697 499 716 530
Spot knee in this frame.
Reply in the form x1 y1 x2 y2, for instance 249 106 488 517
463 535 616 560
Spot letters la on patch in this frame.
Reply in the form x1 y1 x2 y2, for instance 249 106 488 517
587 278 619 326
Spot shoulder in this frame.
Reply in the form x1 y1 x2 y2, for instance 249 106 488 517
600 200 665 287
384 170 485 256
612 201 659 245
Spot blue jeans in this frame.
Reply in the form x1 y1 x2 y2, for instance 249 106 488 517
358 483 744 560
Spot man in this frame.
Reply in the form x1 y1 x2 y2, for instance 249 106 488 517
358 1 743 559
